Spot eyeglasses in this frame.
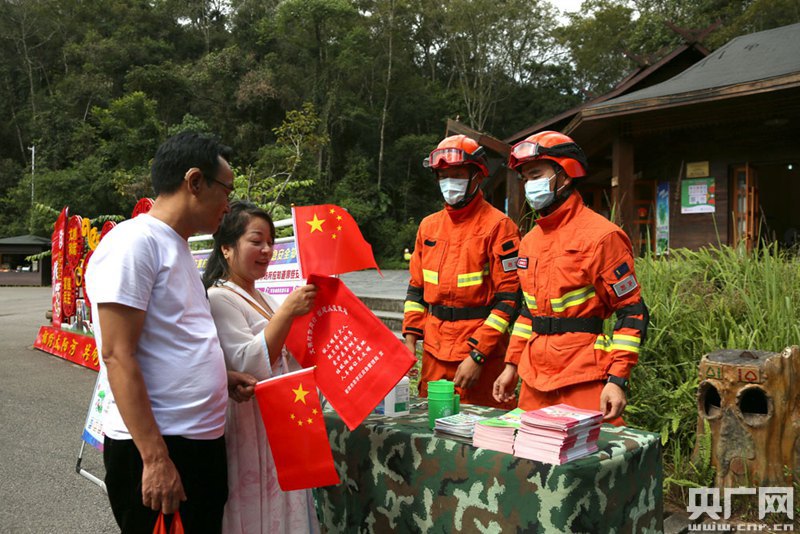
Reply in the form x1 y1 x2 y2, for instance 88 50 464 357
210 177 235 198
185 167 235 198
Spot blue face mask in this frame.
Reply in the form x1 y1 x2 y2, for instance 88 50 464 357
524 174 557 211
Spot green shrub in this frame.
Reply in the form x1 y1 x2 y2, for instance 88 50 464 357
628 243 800 502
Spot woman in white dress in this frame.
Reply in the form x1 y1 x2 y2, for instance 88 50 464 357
202 201 320 534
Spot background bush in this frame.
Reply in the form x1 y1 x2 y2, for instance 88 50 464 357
628 243 800 503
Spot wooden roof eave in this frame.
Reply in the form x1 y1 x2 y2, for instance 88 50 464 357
580 72 800 121
446 119 511 157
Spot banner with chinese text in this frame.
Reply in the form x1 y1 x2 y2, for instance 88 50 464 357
285 275 416 430
34 325 98 371
255 239 304 304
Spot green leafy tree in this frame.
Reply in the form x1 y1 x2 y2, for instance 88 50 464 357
560 0 637 96
243 103 328 212
439 0 560 131
93 92 162 170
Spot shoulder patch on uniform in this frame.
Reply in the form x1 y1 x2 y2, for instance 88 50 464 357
423 239 436 247
502 240 515 251
613 262 630 278
517 257 528 269
612 274 638 297
501 255 518 272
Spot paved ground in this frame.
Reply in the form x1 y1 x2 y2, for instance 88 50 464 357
340 269 408 299
0 286 117 533
0 271 408 532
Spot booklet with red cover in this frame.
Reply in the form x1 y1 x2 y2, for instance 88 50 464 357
513 441 599 465
513 403 603 464
520 404 603 434
516 425 601 450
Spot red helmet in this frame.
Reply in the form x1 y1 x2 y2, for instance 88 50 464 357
508 131 588 179
424 135 489 177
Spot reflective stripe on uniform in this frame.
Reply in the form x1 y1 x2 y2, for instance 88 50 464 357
457 270 484 287
523 291 537 310
511 321 532 339
594 334 611 351
404 301 426 314
484 313 509 333
551 285 596 312
610 334 641 353
456 264 489 288
423 269 438 284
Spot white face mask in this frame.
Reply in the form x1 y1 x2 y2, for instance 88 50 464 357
439 178 469 205
524 174 557 211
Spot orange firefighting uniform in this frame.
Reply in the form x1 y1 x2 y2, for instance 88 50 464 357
403 191 520 408
506 191 648 423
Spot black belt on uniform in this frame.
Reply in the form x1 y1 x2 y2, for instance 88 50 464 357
530 316 604 334
430 304 492 321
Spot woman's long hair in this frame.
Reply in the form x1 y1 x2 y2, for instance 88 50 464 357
202 200 275 290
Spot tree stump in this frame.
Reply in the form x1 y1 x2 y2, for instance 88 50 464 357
696 347 800 488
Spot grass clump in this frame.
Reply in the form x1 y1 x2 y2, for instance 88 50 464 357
628 243 800 503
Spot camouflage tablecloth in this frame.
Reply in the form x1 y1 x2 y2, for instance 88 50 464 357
315 403 663 533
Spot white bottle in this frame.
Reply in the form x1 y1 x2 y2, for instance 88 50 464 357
376 376 410 416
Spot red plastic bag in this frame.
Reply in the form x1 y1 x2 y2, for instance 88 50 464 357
153 511 184 534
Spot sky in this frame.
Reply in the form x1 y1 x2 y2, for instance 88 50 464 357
550 0 586 19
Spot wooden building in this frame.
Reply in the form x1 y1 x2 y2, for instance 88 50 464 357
0 234 51 285
463 22 800 254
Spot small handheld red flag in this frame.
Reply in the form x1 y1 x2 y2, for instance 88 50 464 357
254 367 340 491
292 204 381 277
285 274 417 430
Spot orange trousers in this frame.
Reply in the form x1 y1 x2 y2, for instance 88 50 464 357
518 379 625 426
419 352 516 410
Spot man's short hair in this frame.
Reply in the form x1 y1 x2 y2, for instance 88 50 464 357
151 132 233 195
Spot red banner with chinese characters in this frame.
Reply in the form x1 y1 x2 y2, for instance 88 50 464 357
66 215 84 268
51 207 68 327
62 261 76 318
285 275 416 430
34 325 98 371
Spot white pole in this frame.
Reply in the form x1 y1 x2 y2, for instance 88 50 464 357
28 145 35 232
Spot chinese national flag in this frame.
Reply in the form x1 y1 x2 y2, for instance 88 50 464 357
285 274 417 430
254 367 340 491
292 204 381 277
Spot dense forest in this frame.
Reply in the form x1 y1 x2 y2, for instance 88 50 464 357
1 0 797 262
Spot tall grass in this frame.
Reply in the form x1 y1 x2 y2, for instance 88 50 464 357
628 243 800 499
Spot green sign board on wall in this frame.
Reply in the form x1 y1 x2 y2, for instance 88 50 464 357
681 177 715 214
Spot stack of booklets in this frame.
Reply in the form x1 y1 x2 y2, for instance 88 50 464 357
434 413 486 441
513 404 603 465
471 408 524 454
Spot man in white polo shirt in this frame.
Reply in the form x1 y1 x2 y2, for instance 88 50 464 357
86 132 255 533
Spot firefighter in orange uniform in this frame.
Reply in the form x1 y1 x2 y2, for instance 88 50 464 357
403 135 520 409
493 131 648 424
